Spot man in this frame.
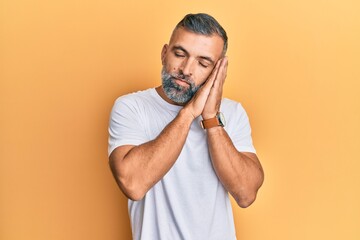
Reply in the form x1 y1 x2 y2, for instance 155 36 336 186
108 13 264 240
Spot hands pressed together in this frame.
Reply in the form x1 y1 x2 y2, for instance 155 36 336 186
185 57 228 120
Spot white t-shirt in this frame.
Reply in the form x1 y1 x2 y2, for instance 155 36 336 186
108 88 256 240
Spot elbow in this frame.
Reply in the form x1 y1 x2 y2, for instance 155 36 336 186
236 169 264 208
235 193 257 208
121 183 146 201
233 187 259 208
116 173 147 201
109 159 146 201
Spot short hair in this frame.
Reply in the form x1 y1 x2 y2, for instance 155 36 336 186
174 13 228 55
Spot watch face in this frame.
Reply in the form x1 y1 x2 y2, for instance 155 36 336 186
218 112 226 127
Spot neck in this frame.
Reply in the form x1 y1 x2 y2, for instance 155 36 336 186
155 86 185 106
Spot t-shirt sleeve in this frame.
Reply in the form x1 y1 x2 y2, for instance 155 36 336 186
108 96 148 157
226 102 256 153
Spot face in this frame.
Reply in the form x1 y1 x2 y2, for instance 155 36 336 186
161 27 224 104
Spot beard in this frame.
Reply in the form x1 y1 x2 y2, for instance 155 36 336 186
161 67 200 104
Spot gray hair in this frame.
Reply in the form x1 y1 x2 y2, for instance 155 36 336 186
174 13 228 55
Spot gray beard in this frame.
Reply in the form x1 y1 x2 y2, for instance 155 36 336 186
161 67 200 104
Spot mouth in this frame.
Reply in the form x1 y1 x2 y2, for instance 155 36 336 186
173 77 190 87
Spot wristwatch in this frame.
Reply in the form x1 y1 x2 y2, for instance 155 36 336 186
200 112 226 129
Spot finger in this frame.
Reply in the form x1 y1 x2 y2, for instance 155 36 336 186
192 60 221 99
214 57 228 89
220 56 228 82
210 59 227 97
201 59 223 93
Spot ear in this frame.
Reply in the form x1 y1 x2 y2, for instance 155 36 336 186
161 44 168 65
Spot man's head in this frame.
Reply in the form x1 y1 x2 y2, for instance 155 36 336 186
173 13 228 56
161 13 228 105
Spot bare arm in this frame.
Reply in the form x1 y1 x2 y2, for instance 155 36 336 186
207 127 264 208
109 108 194 201
202 57 264 208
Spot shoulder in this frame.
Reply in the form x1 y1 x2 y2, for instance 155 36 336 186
112 88 156 110
115 88 154 104
220 98 251 127
221 98 246 114
110 88 157 119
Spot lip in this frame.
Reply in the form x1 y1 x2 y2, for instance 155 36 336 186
174 78 190 87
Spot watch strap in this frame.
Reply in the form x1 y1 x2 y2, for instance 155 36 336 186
201 117 221 129
201 112 226 129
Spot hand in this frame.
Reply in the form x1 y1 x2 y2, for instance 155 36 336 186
202 57 228 119
183 59 224 119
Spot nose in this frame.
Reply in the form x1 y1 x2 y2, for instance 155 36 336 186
179 58 194 76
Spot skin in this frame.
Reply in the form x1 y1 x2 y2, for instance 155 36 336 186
109 27 264 208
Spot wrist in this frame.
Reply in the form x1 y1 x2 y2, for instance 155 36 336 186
179 108 196 122
200 112 226 129
206 125 223 134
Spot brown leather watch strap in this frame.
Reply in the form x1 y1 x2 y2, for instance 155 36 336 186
201 116 221 129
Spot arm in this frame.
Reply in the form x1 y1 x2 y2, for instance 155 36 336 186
207 127 264 208
109 108 194 201
202 57 264 208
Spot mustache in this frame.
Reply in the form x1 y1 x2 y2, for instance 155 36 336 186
170 72 193 83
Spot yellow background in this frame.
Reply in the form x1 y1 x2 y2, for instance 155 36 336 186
1 0 359 239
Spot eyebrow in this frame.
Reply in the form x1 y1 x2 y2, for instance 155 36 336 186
172 45 215 65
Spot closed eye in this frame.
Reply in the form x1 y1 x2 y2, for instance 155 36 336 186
199 61 210 68
174 51 186 58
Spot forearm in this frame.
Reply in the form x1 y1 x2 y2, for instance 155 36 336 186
207 127 264 208
109 108 194 200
